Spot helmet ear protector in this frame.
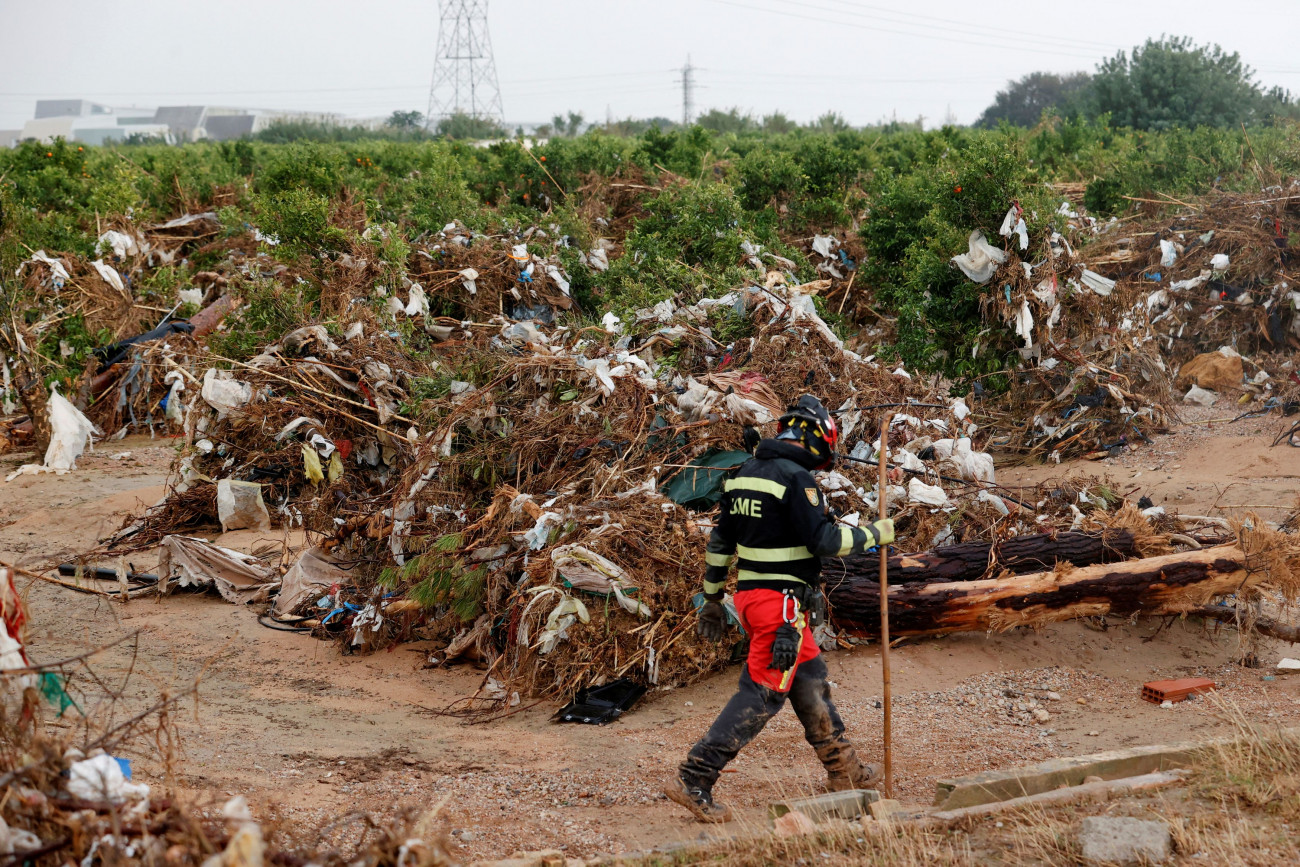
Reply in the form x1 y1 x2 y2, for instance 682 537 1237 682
776 395 838 470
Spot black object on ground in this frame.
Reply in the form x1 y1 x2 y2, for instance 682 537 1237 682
57 563 158 585
555 679 647 724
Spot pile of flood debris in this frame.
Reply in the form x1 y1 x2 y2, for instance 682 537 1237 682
945 184 1300 461
8 183 1300 706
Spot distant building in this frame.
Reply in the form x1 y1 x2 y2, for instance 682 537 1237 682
9 99 353 146
0 130 19 149
155 105 348 142
19 101 169 145
34 99 113 119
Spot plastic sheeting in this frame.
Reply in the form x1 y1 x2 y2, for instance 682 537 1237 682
551 545 652 618
274 547 352 617
157 535 276 604
4 386 100 481
659 450 751 510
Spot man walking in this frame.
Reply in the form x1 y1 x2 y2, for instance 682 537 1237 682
665 395 894 822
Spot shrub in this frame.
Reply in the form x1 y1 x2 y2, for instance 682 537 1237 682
860 133 1059 381
253 188 347 253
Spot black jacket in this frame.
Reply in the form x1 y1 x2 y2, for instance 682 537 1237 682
702 439 871 599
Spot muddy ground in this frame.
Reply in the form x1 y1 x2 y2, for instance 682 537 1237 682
2 407 1298 861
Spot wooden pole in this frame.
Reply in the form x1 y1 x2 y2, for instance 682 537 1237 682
877 413 894 798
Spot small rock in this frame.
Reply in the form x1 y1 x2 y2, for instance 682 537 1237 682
1033 708 1051 723
1076 698 1088 705
869 799 904 821
1079 816 1171 864
1083 775 1104 784
1087 730 1100 736
684 701 693 707
1160 700 1174 709
1046 692 1062 701
460 831 476 843
773 810 818 838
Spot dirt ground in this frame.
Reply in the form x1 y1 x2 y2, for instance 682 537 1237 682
2 407 1299 861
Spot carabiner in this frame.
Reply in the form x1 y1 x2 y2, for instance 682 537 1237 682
781 590 799 625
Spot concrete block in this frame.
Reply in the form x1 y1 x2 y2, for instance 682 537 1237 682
933 741 1203 810
768 789 879 823
1079 817 1171 864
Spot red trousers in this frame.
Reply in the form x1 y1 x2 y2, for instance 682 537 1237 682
734 588 820 692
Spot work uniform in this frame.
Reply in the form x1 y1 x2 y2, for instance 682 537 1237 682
679 438 880 792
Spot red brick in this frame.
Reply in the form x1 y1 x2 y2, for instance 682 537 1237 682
1141 677 1217 704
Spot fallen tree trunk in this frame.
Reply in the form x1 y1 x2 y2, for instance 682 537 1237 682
1187 605 1300 644
826 530 1142 587
830 544 1252 639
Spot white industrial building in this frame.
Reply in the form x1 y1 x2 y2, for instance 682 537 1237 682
7 100 352 146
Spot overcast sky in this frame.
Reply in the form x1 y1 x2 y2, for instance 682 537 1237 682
2 0 1298 131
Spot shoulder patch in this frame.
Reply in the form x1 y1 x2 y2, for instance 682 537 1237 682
805 487 820 506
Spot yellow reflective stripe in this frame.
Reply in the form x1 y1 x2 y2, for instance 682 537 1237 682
724 477 787 499
736 544 814 563
737 570 808 585
835 526 857 557
703 579 727 595
778 611 807 691
705 552 735 568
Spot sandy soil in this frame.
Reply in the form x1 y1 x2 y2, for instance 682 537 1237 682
2 412 1299 861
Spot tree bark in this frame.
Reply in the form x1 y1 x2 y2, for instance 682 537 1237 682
829 544 1251 639
824 530 1142 588
12 349 51 458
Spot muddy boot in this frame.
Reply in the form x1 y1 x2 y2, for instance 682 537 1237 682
663 774 733 823
818 741 882 792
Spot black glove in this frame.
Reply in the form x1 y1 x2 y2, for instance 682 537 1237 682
768 622 800 671
697 600 727 641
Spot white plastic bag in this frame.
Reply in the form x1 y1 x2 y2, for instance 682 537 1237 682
96 230 138 259
1081 269 1116 297
908 477 949 507
404 283 429 316
459 268 479 294
201 369 252 418
951 230 1007 284
0 814 41 857
1159 239 1179 268
163 371 186 424
216 479 272 532
91 259 127 295
68 754 151 803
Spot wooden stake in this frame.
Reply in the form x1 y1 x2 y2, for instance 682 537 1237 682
877 413 894 798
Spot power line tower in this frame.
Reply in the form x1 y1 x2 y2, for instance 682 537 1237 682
425 0 505 130
678 55 696 127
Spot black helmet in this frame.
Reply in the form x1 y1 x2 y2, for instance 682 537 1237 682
777 394 839 469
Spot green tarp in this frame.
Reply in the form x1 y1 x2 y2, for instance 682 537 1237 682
659 450 751 510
